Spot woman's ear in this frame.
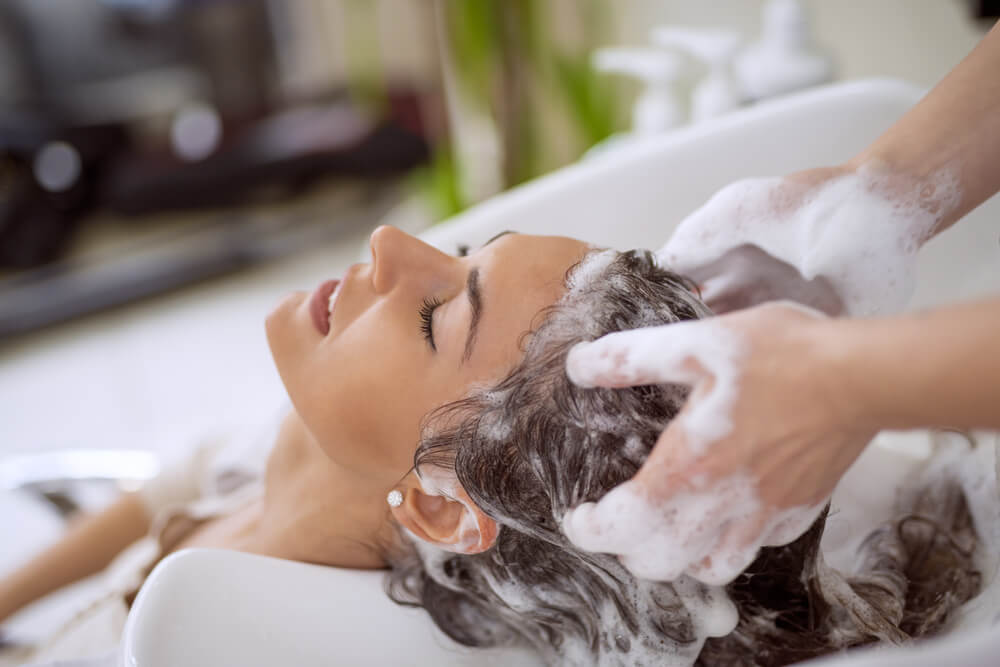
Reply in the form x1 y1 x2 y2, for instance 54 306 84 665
389 472 497 554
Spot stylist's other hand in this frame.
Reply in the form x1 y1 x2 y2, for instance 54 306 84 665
660 167 848 315
660 162 946 317
561 302 874 586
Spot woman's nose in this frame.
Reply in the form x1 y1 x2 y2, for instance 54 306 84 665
369 225 455 293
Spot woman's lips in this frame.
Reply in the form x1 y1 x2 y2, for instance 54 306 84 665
309 279 340 335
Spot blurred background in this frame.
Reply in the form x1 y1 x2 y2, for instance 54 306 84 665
0 0 996 637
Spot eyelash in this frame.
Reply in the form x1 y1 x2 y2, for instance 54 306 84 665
419 244 469 350
419 297 443 350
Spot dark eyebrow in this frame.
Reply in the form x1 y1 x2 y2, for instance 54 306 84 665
459 231 512 361
462 268 482 364
483 230 515 246
456 231 513 257
458 231 515 362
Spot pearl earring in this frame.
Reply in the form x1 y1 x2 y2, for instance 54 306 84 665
387 490 403 508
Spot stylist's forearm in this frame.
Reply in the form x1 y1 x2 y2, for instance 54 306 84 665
830 297 1000 431
849 21 1000 234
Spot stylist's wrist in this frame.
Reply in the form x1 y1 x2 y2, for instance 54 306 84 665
846 148 965 241
817 313 934 445
811 316 887 441
846 136 919 187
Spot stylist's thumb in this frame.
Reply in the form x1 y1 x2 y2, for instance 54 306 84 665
561 418 700 582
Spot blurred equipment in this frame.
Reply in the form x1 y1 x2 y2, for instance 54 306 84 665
0 0 433 339
0 448 159 516
0 184 399 340
653 27 744 121
588 0 834 156
735 0 833 102
968 0 1000 20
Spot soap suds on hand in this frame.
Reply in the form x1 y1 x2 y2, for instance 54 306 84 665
562 473 826 586
659 165 961 316
566 318 745 453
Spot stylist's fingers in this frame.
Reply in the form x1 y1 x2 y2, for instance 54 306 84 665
631 413 704 499
561 479 652 554
566 319 741 391
761 501 828 547
687 514 769 586
562 419 701 553
691 245 846 315
564 416 729 579
685 496 829 585
566 322 701 389
657 186 729 263
657 177 776 274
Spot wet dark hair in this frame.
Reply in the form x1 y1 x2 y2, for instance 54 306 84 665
386 249 982 666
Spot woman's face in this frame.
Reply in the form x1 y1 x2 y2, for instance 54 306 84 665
266 226 590 483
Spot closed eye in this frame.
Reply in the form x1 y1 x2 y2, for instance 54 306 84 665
419 296 443 351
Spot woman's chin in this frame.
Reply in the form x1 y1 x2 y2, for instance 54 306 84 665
265 291 311 383
266 291 305 341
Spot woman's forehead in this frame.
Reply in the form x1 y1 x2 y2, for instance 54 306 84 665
478 233 590 267
460 235 588 373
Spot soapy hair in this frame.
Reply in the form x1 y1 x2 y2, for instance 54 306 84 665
385 249 982 666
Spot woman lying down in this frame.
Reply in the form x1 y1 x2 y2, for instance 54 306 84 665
0 226 992 667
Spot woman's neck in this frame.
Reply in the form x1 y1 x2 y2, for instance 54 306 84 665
246 412 394 569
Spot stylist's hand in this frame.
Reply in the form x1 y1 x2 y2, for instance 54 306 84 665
561 302 875 586
659 162 945 317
